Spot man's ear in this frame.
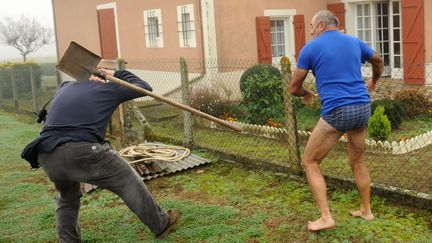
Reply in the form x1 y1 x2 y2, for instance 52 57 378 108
319 21 326 31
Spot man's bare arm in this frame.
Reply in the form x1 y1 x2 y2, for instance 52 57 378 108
289 68 316 105
289 68 310 96
367 53 384 91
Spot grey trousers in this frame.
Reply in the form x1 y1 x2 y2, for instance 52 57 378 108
38 142 169 243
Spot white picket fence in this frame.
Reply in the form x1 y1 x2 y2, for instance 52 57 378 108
216 121 432 155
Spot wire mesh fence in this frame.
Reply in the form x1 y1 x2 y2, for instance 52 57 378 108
122 58 432 196
1 58 431 197
0 64 57 118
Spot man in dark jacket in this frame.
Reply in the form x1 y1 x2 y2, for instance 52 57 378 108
25 66 179 241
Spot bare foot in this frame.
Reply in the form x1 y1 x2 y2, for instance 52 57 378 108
350 210 374 221
308 217 336 231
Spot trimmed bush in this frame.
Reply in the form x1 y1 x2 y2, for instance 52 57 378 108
239 64 284 124
368 106 392 141
394 89 432 118
371 99 404 129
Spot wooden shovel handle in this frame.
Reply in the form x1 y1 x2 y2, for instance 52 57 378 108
105 74 243 132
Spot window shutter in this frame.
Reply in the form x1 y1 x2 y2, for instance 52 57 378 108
327 3 345 31
97 9 118 59
256 16 272 64
402 0 425 84
293 15 305 60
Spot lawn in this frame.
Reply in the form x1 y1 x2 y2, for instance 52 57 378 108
1 109 431 242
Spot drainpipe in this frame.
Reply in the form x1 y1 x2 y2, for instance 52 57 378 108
51 0 62 85
162 0 219 98
200 0 218 83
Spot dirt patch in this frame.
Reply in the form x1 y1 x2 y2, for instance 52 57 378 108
21 173 49 185
264 216 286 229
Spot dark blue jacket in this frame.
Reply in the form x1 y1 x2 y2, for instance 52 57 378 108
21 70 152 169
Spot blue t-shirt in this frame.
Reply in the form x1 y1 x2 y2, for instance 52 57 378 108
297 30 374 115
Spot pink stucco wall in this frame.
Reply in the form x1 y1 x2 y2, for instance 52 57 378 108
53 0 203 62
213 0 327 61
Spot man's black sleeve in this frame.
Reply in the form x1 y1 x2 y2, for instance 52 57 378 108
113 70 153 92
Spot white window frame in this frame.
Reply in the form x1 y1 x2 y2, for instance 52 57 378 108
177 4 196 48
389 1 403 78
346 0 403 78
143 9 164 48
264 9 296 65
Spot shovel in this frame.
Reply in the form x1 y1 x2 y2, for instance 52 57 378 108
57 41 242 132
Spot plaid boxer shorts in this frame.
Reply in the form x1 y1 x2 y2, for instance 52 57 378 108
322 103 371 133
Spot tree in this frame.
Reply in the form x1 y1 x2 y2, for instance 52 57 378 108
0 15 52 62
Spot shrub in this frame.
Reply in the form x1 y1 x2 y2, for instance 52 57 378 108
371 99 404 129
0 62 42 99
394 89 432 118
368 106 392 141
239 64 284 124
190 85 243 119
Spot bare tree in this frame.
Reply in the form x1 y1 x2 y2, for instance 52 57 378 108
0 15 52 62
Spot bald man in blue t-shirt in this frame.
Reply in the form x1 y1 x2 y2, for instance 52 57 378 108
289 10 384 231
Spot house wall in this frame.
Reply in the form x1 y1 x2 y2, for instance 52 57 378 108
53 0 431 85
213 0 327 62
53 0 204 62
52 0 103 59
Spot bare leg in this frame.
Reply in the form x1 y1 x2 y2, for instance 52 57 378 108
303 118 343 231
346 128 374 220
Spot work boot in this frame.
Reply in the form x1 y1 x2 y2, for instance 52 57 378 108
156 209 181 240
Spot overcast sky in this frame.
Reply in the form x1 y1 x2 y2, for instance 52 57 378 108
0 0 56 61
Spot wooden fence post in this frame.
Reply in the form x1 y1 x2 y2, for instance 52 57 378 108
281 57 302 174
0 76 3 103
180 57 194 147
107 59 124 138
116 59 126 131
30 66 39 112
11 68 19 113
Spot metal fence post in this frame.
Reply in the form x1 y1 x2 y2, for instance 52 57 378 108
281 57 302 174
10 68 19 113
30 66 39 112
180 57 194 147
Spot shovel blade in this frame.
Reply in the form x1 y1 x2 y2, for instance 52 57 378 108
57 41 101 81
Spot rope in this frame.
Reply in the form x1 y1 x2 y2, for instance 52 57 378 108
119 143 190 165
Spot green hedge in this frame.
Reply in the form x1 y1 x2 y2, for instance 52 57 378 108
0 62 42 99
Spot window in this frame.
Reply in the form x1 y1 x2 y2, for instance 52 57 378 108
375 2 390 66
391 1 402 68
177 4 196 48
144 9 163 48
271 20 285 58
264 9 296 64
356 4 372 47
354 1 403 70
